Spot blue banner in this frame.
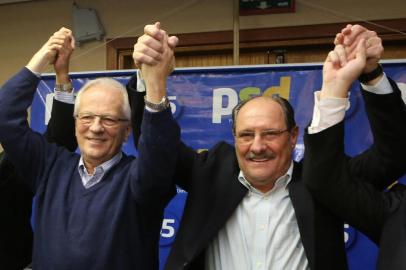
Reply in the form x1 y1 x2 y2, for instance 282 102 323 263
32 62 406 270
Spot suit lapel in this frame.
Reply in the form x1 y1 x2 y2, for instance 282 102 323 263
288 162 316 269
195 155 247 256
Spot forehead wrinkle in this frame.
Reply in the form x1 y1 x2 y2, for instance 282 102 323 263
236 102 285 131
79 87 124 116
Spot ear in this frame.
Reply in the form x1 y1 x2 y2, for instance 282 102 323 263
290 126 299 147
124 125 132 142
74 119 80 137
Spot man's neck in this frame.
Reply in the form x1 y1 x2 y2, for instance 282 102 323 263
83 161 97 175
81 152 123 175
82 157 108 175
240 161 294 193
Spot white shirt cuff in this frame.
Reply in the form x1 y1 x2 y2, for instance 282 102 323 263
54 90 75 104
308 91 349 134
136 70 146 92
145 106 159 113
361 73 393 95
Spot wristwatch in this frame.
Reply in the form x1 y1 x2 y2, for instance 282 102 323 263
358 64 383 84
54 81 73 92
144 96 170 111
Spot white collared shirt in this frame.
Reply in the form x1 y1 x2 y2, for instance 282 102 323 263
78 152 122 188
205 162 310 270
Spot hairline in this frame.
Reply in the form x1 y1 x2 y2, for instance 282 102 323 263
232 95 296 135
73 78 131 121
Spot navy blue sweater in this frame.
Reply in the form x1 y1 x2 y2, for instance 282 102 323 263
0 68 179 270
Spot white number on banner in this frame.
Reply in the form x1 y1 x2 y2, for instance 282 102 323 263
344 223 349 243
168 96 177 114
344 223 356 249
161 218 176 238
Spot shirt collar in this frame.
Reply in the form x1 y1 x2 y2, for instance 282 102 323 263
238 161 294 194
78 152 123 177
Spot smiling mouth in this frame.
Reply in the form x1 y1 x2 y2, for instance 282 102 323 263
249 158 270 162
246 152 275 162
87 137 106 143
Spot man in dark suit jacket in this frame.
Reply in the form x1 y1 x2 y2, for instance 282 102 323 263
303 26 406 270
0 28 77 270
131 23 404 270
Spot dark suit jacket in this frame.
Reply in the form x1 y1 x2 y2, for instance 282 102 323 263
127 75 347 270
0 99 76 270
165 143 348 270
303 78 406 270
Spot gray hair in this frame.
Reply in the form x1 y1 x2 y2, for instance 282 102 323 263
74 77 131 120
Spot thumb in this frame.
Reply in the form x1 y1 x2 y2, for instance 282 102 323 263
168 36 179 49
70 35 76 50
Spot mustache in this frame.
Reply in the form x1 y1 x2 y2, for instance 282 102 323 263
246 151 275 160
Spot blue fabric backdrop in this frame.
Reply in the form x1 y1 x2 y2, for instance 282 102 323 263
31 62 406 270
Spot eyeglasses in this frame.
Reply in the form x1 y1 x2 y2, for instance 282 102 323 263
75 112 129 127
235 129 289 145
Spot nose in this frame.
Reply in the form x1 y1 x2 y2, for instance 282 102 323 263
250 134 266 154
89 117 104 133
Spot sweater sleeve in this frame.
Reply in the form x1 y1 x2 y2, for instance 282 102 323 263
125 76 232 194
0 68 62 192
129 107 180 207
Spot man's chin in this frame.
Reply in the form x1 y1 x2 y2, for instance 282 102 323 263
83 152 106 162
245 167 275 181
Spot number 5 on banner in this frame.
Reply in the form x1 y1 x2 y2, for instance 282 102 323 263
160 212 181 247
161 219 175 238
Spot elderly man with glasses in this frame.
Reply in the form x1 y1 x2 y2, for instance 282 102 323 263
0 27 179 270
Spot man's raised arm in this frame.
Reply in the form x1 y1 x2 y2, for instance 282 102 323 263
45 27 77 152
